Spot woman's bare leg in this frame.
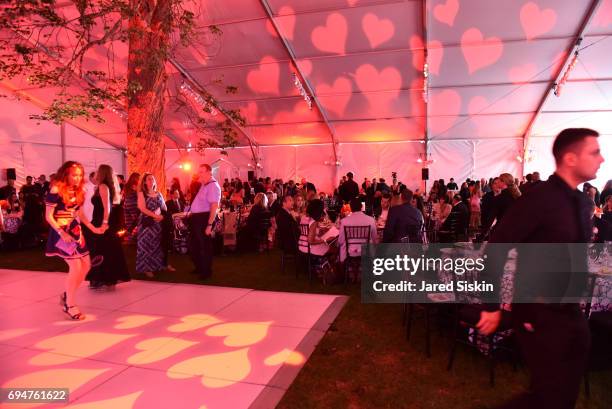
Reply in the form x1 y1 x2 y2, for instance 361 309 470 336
64 255 90 308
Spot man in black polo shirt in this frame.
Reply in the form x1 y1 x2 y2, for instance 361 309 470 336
478 128 605 409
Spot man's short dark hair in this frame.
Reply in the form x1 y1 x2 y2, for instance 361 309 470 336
200 163 212 171
453 194 462 202
347 172 354 179
282 195 293 204
552 128 599 164
381 192 392 200
526 174 533 182
26 176 32 181
349 198 362 212
89 171 96 178
401 189 413 203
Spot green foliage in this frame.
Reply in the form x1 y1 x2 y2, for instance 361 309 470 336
0 0 243 137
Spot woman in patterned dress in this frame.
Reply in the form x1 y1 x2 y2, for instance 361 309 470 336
122 172 140 243
45 161 94 320
136 173 166 277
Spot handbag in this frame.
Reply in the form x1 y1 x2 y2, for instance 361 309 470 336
56 236 78 255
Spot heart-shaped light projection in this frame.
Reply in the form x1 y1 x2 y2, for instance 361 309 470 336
311 13 348 54
0 328 35 342
264 349 305 366
433 0 459 27
316 77 352 117
167 314 221 333
127 337 198 365
31 332 136 365
168 348 251 388
246 56 280 95
114 315 162 330
205 321 272 347
460 28 503 74
520 2 557 41
60 391 144 409
362 13 394 49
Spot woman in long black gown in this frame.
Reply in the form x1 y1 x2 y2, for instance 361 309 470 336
83 164 130 289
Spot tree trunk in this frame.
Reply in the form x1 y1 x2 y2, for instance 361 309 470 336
127 0 172 196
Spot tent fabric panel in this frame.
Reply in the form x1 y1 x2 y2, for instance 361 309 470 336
333 118 424 143
0 94 60 145
473 139 523 180
261 145 297 182
296 144 335 193
276 1 422 59
429 139 474 184
429 0 591 44
428 113 533 140
64 124 121 150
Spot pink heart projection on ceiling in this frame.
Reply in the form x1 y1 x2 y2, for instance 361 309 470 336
3 0 612 148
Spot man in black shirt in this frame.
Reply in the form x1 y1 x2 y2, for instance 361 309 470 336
339 172 359 203
382 189 424 243
478 128 605 409
0 178 16 200
447 178 458 190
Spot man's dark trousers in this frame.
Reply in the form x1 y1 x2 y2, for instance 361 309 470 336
498 304 590 409
188 212 212 278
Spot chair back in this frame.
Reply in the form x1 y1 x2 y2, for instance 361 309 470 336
344 225 371 259
298 223 311 254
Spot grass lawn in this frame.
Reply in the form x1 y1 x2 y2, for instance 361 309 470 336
0 245 610 409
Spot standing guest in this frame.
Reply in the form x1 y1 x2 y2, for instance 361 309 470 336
481 177 501 230
37 174 51 196
83 165 130 289
447 178 459 190
0 177 16 200
169 177 185 202
374 192 392 224
166 188 185 215
83 171 97 229
586 185 599 206
186 164 221 279
136 173 166 278
301 177 316 194
376 178 390 193
292 194 306 220
339 172 360 203
479 128 604 409
285 180 298 197
117 174 125 193
20 176 37 196
188 174 202 203
469 183 482 231
483 172 521 233
45 161 90 320
122 172 140 243
383 189 424 243
600 179 612 204
266 191 281 217
243 181 254 204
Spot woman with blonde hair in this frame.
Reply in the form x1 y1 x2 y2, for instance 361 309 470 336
483 172 521 233
45 161 91 320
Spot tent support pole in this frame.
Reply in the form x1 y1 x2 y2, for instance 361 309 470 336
422 0 429 193
521 0 602 176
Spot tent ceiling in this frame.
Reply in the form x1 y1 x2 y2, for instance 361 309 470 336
2 0 611 150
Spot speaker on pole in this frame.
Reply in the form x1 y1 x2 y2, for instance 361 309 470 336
247 170 255 181
6 168 16 181
421 168 429 181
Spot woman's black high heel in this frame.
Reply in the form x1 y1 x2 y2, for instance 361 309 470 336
63 304 85 320
59 292 66 306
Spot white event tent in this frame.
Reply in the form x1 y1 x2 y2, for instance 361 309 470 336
1 0 611 193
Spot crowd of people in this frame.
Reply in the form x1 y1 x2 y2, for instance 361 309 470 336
0 128 608 409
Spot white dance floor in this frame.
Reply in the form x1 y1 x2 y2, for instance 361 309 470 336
0 269 346 408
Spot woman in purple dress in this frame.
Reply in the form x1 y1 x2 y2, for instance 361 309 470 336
45 161 93 320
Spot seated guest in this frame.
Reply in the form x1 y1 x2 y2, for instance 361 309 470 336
338 198 377 263
299 199 336 257
230 183 244 207
374 192 392 224
275 195 299 252
242 181 253 204
240 193 271 252
434 195 452 226
383 189 424 243
440 194 469 241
